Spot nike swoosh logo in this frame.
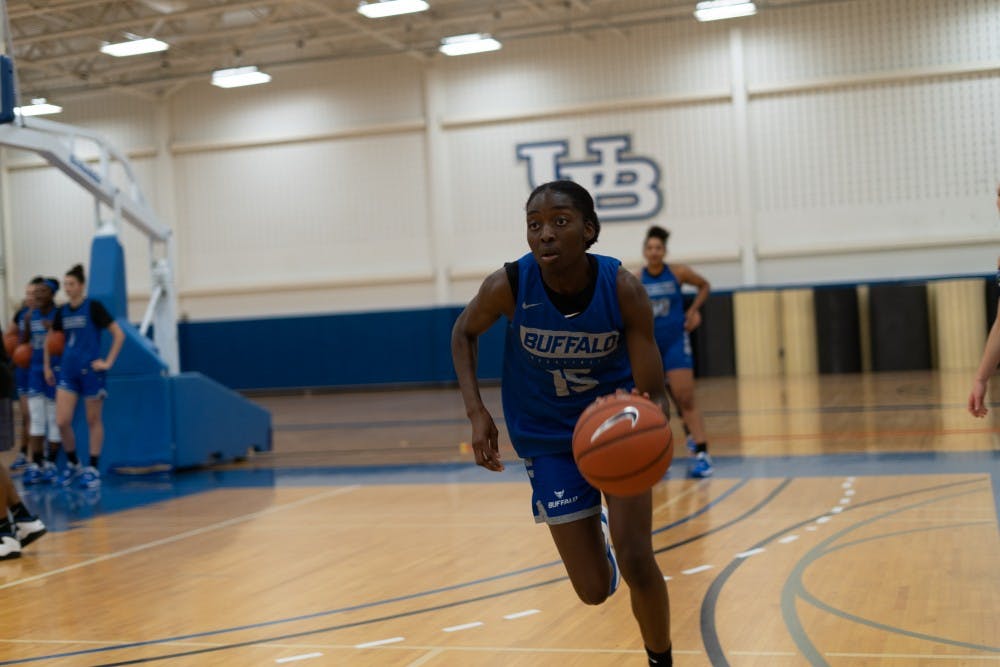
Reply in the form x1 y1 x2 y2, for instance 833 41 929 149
522 302 542 309
591 406 640 443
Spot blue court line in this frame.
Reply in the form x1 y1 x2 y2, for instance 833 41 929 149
0 479 751 666
79 478 790 666
781 489 1000 663
699 477 989 667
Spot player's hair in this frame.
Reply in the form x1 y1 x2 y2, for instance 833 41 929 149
29 275 45 285
66 264 86 284
645 225 670 244
526 180 601 249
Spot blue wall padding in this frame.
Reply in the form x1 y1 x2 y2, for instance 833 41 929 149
69 374 174 472
171 372 272 469
106 318 168 376
178 306 508 390
88 235 128 320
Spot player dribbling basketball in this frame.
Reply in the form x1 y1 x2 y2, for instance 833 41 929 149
452 180 675 666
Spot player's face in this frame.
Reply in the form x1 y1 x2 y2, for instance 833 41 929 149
525 190 595 269
33 284 52 307
643 237 666 266
63 276 82 301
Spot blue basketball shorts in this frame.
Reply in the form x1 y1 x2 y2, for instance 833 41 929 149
57 363 107 400
524 451 602 525
27 366 56 400
15 367 29 398
656 331 693 372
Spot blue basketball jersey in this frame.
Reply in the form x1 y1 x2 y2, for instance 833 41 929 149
28 307 56 368
641 265 685 341
13 305 28 339
57 298 104 365
501 253 633 458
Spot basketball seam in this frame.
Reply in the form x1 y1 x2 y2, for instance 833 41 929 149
578 441 673 483
574 424 669 461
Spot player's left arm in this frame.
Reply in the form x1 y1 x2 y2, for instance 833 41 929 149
617 268 670 419
673 263 710 332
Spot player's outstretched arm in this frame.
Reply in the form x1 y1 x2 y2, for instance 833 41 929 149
617 268 670 420
451 269 514 471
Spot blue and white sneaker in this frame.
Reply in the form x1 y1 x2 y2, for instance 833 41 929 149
22 463 45 485
39 462 58 484
76 466 101 489
9 452 29 474
600 507 620 596
685 435 697 455
59 463 81 487
688 452 714 479
14 514 46 548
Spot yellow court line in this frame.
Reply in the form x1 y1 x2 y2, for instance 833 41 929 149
0 485 359 591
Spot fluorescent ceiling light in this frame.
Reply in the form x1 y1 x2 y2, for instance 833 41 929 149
211 65 272 88
694 0 757 21
100 37 169 57
439 33 502 56
357 0 429 18
15 98 62 116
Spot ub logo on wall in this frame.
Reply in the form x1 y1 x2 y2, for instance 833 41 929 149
516 135 662 222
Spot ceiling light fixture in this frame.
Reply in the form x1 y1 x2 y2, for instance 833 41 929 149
357 0 429 19
211 65 272 88
694 0 757 22
439 33 502 56
100 36 169 57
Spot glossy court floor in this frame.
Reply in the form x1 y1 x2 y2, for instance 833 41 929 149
1 370 998 666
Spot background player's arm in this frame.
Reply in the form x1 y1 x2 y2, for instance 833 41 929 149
451 269 514 471
968 301 1000 417
617 269 671 418
673 263 710 332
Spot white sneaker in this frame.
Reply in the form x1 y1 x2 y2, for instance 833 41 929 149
0 529 21 560
14 515 46 548
600 507 620 596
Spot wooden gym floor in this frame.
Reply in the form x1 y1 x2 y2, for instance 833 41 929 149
0 370 997 666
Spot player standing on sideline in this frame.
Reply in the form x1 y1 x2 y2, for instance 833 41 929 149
452 180 675 666
639 226 713 478
47 265 124 489
8 280 39 474
21 278 62 485
967 182 1000 417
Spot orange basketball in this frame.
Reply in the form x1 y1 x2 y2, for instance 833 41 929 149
572 393 673 497
46 330 65 356
3 330 18 357
12 343 31 369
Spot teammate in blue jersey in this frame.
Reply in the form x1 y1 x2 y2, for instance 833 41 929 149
8 280 39 474
46 264 124 489
452 180 674 667
20 277 63 485
640 225 713 478
968 181 1000 417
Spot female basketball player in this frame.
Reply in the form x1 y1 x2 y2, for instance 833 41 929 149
452 180 674 667
46 264 124 489
640 226 713 478
21 277 62 485
967 182 1000 417
8 280 39 474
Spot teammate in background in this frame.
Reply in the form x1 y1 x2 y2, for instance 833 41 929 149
967 182 1000 417
639 226 713 478
8 280 40 474
47 264 124 489
0 465 45 560
452 181 675 667
21 278 62 485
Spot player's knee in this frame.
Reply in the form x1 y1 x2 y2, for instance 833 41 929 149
28 396 46 436
574 583 609 606
56 412 73 431
615 545 659 587
674 390 696 412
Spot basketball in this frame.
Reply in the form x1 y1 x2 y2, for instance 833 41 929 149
3 331 18 357
12 343 31 369
46 330 65 356
572 393 673 497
